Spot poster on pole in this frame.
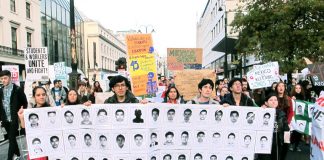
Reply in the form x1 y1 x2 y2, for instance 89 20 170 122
2 65 20 86
167 48 203 70
54 62 67 86
23 104 275 159
174 69 216 101
310 94 324 160
24 47 49 81
247 62 280 89
126 34 158 97
290 100 313 135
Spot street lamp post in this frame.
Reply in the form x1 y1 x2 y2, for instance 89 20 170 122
69 0 80 90
219 6 228 78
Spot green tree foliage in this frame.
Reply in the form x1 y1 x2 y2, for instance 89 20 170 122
231 0 324 73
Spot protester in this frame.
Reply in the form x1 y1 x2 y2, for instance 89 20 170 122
187 79 219 104
0 70 28 160
58 80 69 95
163 86 185 104
290 84 306 152
242 79 253 98
51 80 66 106
104 75 147 104
219 87 229 102
252 88 266 107
214 79 225 102
78 82 95 104
258 92 290 160
275 81 293 159
93 81 103 93
18 87 50 160
287 78 297 95
65 89 81 105
220 78 254 106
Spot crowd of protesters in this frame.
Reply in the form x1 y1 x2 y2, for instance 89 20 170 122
0 69 323 160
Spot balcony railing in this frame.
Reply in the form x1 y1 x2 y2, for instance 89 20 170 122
0 45 24 57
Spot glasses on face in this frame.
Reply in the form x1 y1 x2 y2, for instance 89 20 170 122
114 84 126 89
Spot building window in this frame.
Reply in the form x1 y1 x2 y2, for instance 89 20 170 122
26 2 31 19
10 0 16 12
11 27 17 54
27 32 32 47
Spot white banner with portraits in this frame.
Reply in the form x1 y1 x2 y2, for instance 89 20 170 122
24 104 275 160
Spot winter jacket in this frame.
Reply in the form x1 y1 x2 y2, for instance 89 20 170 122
187 95 219 104
104 91 139 103
220 93 255 106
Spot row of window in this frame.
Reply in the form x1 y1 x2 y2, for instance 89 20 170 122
100 43 124 61
211 15 225 41
10 0 31 19
10 26 33 50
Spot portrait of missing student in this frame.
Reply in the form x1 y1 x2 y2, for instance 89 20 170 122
27 135 47 158
111 106 129 126
44 108 61 129
296 120 307 132
182 108 193 124
212 107 225 126
210 130 224 148
80 108 93 126
238 154 254 160
149 131 159 148
241 108 258 129
239 131 256 151
295 102 305 115
82 130 98 151
192 106 212 125
96 130 110 150
179 130 192 147
191 151 206 160
114 154 130 160
163 130 176 147
164 106 179 123
255 131 273 154
130 130 148 151
193 130 208 148
65 153 81 160
258 108 275 130
308 104 315 118
151 107 161 123
63 130 81 150
61 106 81 129
46 131 64 156
95 107 109 125
112 131 130 153
82 153 99 160
228 109 241 125
175 150 190 160
97 153 112 160
131 154 148 160
225 131 238 149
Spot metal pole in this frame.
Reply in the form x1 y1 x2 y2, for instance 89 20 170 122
224 10 228 78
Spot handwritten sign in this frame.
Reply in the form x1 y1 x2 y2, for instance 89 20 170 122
308 63 324 86
167 48 203 70
174 69 216 101
2 65 20 86
24 47 49 80
126 34 158 97
54 62 67 86
247 62 280 89
311 94 324 160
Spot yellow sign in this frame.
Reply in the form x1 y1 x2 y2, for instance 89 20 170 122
126 34 158 97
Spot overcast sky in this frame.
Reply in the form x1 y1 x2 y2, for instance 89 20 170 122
74 0 208 57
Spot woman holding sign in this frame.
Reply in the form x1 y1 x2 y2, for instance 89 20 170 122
258 92 290 160
18 86 49 160
163 86 185 104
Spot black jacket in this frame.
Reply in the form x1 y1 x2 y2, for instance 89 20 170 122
0 84 28 125
104 91 139 103
220 93 255 106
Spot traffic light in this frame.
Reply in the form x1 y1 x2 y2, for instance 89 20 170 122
115 57 127 71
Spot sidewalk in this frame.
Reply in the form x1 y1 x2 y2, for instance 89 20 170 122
0 135 27 160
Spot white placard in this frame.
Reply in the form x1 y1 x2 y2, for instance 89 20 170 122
247 62 280 89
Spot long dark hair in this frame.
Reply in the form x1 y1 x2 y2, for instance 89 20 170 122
275 82 290 112
164 86 180 102
32 86 49 107
290 84 305 100
65 89 81 105
93 81 103 92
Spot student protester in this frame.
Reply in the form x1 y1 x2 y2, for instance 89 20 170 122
18 86 50 160
104 75 147 104
63 89 91 106
219 87 229 102
51 79 67 106
187 79 219 104
0 70 28 160
220 78 254 106
258 92 290 160
242 79 253 99
93 81 103 93
274 81 293 158
253 88 266 107
163 86 185 104
215 79 225 97
289 84 305 152
78 82 95 104
58 80 69 95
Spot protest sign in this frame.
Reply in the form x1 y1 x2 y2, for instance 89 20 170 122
174 69 216 101
311 94 324 160
24 47 49 80
23 104 275 159
126 34 158 97
247 62 280 89
167 48 203 70
2 65 20 86
308 63 324 86
290 100 313 135
54 62 67 86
